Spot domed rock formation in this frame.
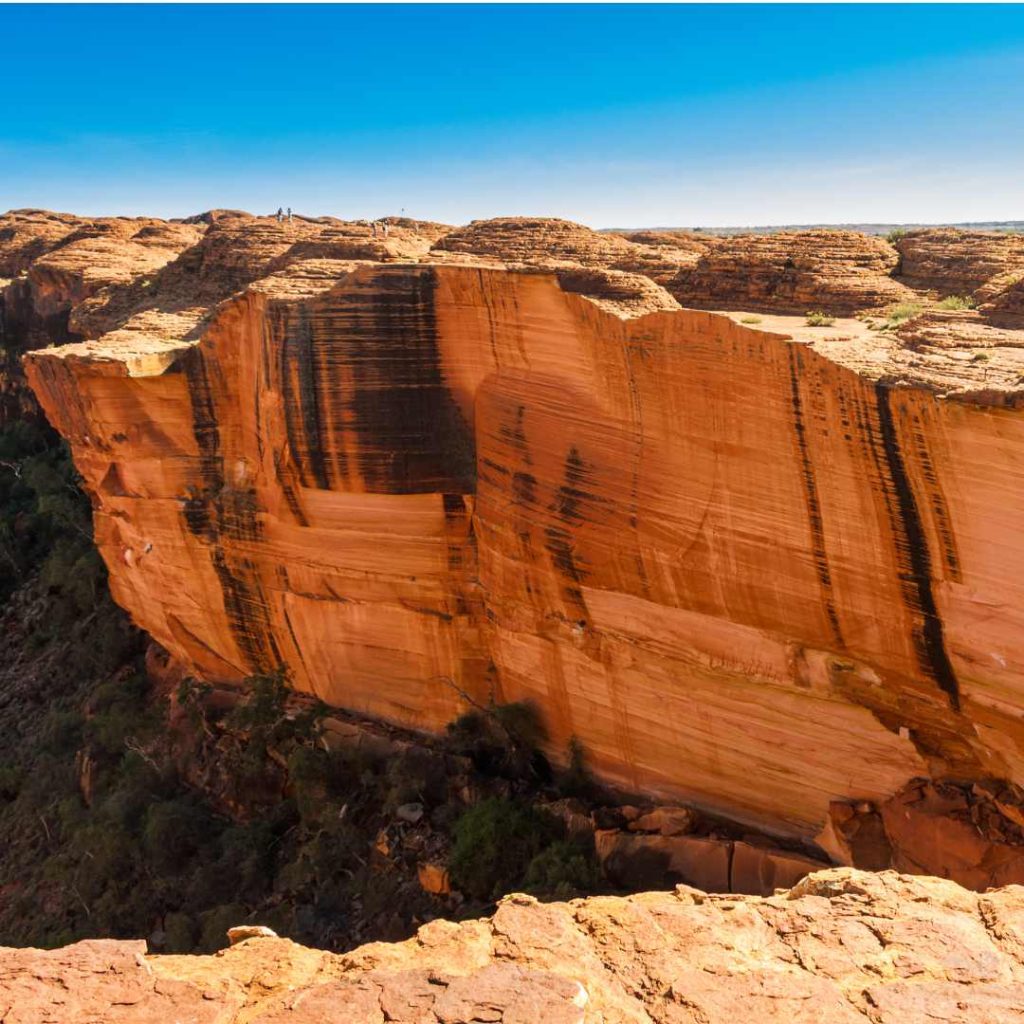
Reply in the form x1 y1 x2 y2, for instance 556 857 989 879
0 210 204 424
894 228 1024 299
431 216 700 285
668 230 914 313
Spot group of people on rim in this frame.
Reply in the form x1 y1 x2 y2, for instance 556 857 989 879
273 208 390 239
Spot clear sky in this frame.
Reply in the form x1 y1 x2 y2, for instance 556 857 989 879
3 3 1024 227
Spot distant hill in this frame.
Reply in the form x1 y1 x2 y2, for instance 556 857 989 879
603 221 1024 236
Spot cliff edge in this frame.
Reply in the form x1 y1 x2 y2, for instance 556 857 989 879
10 210 1024 861
2 869 1024 1023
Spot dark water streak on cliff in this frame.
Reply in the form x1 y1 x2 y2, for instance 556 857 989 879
873 383 960 712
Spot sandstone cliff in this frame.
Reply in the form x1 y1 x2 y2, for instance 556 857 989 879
894 228 1024 299
0 210 203 424
3 869 1024 1023
14 212 1024 863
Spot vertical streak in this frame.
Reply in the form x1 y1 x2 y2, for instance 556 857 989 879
874 383 960 712
787 346 843 647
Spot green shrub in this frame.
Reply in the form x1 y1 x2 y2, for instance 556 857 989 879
939 294 977 310
382 746 447 811
226 668 290 734
492 702 547 750
449 798 559 901
71 823 136 901
884 302 923 325
805 311 835 327
287 745 334 825
97 754 165 831
40 710 84 755
446 700 549 780
524 839 600 897
142 796 212 873
740 315 763 324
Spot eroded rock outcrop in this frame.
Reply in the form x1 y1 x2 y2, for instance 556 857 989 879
668 229 915 312
984 277 1024 323
895 228 1024 299
0 210 204 423
16 213 1024 862
3 869 1024 1023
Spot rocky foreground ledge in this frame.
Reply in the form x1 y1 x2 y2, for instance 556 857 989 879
2 869 1023 1023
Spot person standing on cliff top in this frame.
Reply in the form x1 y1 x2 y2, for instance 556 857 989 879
276 207 283 223
287 207 293 223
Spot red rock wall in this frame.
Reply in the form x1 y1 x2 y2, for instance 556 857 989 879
24 264 1024 840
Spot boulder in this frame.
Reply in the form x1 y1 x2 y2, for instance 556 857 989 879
595 830 731 892
227 925 279 945
417 862 452 896
729 841 827 896
627 806 696 836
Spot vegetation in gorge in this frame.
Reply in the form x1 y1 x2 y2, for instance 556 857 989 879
0 653 602 951
0 436 601 952
0 416 603 954
450 797 598 901
0 420 106 612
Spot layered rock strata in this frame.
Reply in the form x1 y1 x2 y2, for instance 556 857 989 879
4 869 1024 1023
668 230 916 312
0 210 203 423
16 212 1024 853
895 228 1024 298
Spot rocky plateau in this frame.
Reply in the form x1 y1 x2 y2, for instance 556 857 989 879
3 868 1024 1023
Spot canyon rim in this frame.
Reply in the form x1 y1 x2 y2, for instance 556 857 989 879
7 0 1024 1017
17 212 1024 842
5 210 1024 1021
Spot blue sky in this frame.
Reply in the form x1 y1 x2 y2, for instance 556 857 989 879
3 4 1023 226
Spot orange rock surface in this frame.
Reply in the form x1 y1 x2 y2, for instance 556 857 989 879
669 229 915 312
3 869 1024 1023
16 213 1024 847
0 210 203 423
895 228 1024 298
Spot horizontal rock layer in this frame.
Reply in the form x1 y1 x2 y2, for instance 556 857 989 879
3 869 1024 1023
668 229 915 313
23 249 1024 844
895 228 1024 297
